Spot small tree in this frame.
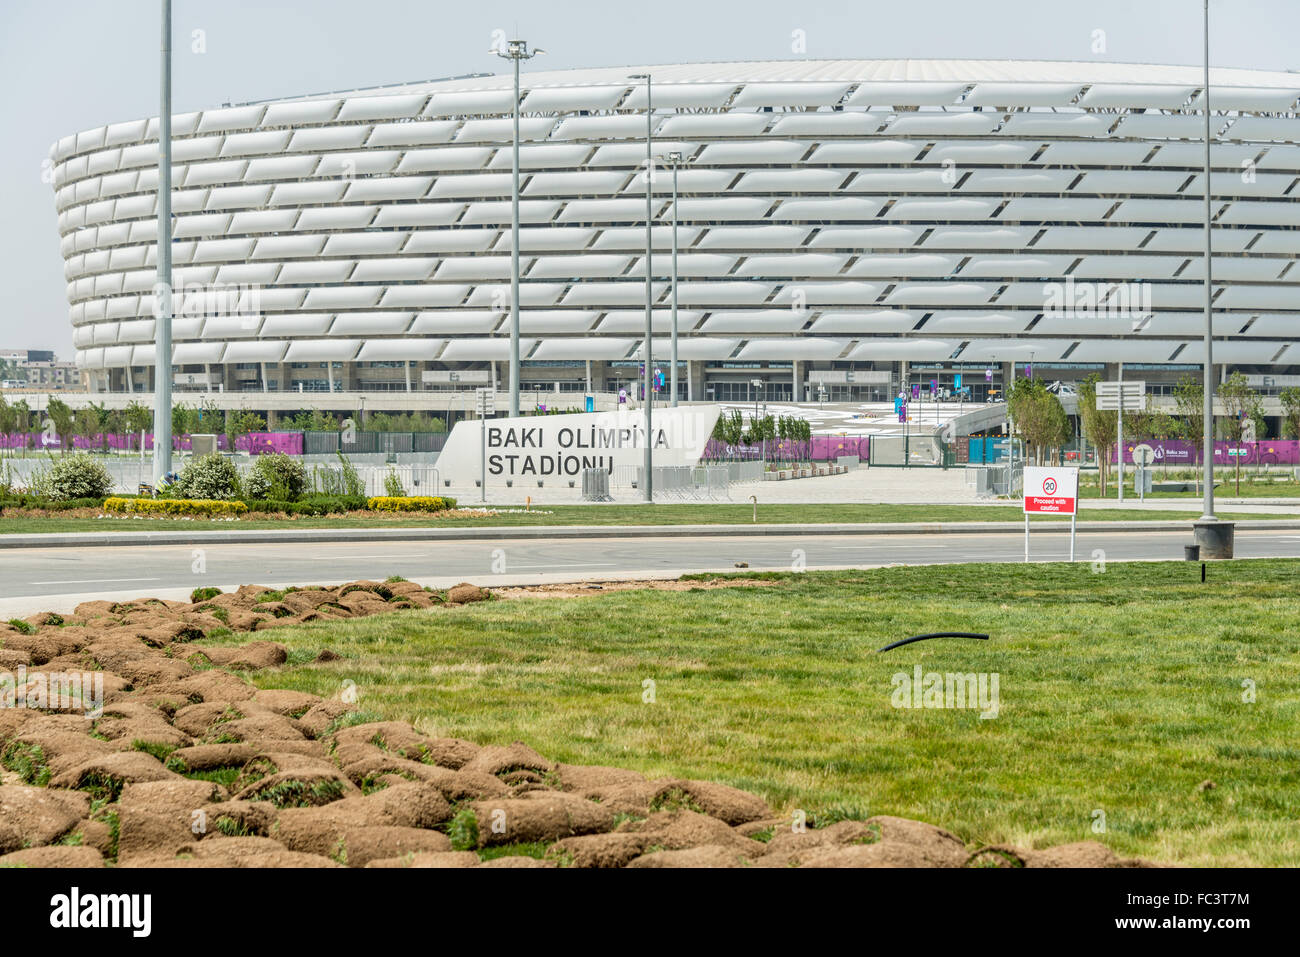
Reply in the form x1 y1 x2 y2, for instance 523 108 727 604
224 409 266 454
45 397 75 453
1217 372 1262 495
1279 386 1300 440
124 401 153 451
1077 375 1118 494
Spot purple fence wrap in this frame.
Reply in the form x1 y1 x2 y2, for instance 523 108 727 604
0 431 303 455
1111 439 1300 466
703 436 869 461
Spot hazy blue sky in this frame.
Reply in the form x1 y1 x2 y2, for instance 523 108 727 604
3 0 1298 356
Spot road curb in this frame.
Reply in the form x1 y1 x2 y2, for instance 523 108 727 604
2 518 1299 549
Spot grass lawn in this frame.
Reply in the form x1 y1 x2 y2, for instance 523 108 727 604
198 559 1300 866
1080 475 1300 500
0 503 1295 534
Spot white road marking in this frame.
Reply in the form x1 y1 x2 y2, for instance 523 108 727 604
506 562 617 569
31 577 162 585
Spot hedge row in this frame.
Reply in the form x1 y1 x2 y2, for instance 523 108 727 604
104 497 248 518
366 496 457 512
0 495 108 512
241 495 367 516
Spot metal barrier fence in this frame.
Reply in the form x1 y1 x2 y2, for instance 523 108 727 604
964 464 1024 498
307 464 441 498
609 464 731 500
725 460 766 484
581 468 613 502
302 431 448 455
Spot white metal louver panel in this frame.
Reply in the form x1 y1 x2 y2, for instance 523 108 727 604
409 311 502 335
669 198 773 222
518 311 600 334
459 200 560 225
925 313 1032 334
356 338 445 361
428 173 513 198
551 115 649 140
693 141 809 166
622 83 735 110
697 311 808 333
529 254 634 278
440 338 539 361
520 85 627 113
378 284 473 308
321 232 407 256
287 126 372 153
886 282 997 305
960 338 1069 361
262 99 341 126
284 339 363 361
262 314 335 337
351 258 438 282
585 142 697 167
1072 255 1183 280
184 159 248 187
243 155 319 181
884 113 1001 137
1180 257 1288 282
785 281 880 305
957 255 1074 278
809 225 924 249
1073 170 1190 194
847 170 953 192
1000 113 1112 137
530 338 636 360
330 312 415 335
315 151 401 177
1215 286 1300 310
767 113 886 136
735 338 847 361
335 93 428 122
496 226 597 251
434 257 512 281
844 254 959 278
456 117 556 142
669 281 771 305
252 235 327 260
1225 116 1300 142
596 310 705 333
424 88 516 117
735 254 848 277
1110 199 1209 224
220 130 292 157
964 82 1084 107
968 173 1088 202
293 206 380 230
560 282 668 306
370 204 465 227
1143 227 1255 252
731 82 852 107
698 225 810 249
844 339 959 361
890 198 1000 220
1079 84 1196 109
807 140 921 165
367 120 460 147
303 286 383 310
196 104 265 133
657 113 771 138
774 198 883 221
1183 172 1296 197
589 226 703 250
1189 87 1300 112
1001 198 1114 221
846 82 965 107
646 337 739 359
1037 141 1154 166
523 171 628 196
1115 114 1207 139
396 147 494 173
809 310 918 333
733 170 847 193
1217 202 1300 226
925 141 1040 165
486 144 595 170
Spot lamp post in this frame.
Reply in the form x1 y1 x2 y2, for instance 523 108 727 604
630 73 654 502
494 38 545 420
152 0 173 486
659 151 684 407
1200 0 1216 523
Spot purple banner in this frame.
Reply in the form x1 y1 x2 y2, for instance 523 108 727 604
1112 439 1300 466
703 436 869 462
0 431 303 455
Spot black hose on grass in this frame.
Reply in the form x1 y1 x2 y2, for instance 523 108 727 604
876 632 989 653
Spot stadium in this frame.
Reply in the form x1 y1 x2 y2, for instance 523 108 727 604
49 58 1300 409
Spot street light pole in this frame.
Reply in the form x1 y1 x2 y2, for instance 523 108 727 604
494 39 544 420
1200 0 1216 522
630 73 654 502
152 0 173 486
664 151 683 408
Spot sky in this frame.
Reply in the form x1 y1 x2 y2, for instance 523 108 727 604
2 0 1298 357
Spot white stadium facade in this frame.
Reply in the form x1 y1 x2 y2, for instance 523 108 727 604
50 58 1300 409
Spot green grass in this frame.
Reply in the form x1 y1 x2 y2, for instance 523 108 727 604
1 503 1296 536
188 559 1300 867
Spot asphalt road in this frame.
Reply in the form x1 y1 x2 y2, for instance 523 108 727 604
3 528 1300 612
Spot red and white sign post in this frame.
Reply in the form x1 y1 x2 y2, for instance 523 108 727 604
1022 466 1080 562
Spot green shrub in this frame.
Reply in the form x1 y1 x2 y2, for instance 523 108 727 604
171 453 242 501
336 452 364 498
191 586 222 603
33 453 113 501
243 453 306 501
366 496 456 512
240 495 366 516
383 469 406 498
104 497 247 518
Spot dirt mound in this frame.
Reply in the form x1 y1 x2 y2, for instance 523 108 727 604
0 577 1164 868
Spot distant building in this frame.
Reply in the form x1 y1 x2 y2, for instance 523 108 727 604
0 350 86 391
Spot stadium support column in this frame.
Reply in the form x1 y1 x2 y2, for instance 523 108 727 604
792 360 799 403
630 72 654 503
152 0 174 485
